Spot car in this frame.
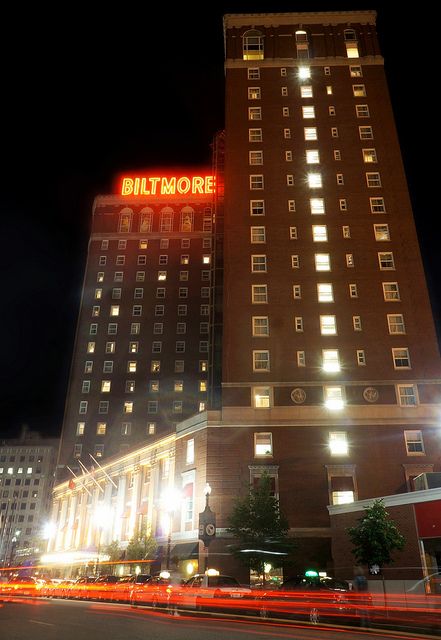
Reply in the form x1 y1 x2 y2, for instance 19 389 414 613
3 576 42 597
130 572 179 611
179 573 253 614
91 574 120 600
111 574 152 603
70 576 98 599
258 573 372 626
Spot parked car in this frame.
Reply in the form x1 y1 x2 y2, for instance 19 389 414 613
70 576 98 599
3 576 42 597
92 574 120 600
258 573 372 626
130 572 179 610
179 573 253 614
112 574 151 603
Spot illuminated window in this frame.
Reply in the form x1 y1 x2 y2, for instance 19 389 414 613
383 282 400 301
357 350 366 366
148 422 156 435
202 255 211 265
317 283 333 302
249 150 263 165
87 342 95 354
186 439 194 465
329 432 348 455
404 430 424 454
252 284 268 303
353 316 362 331
315 253 330 271
95 288 102 300
306 149 319 164
310 198 325 214
249 128 262 142
160 208 173 232
251 255 267 272
374 224 390 242
346 254 354 267
76 422 85 436
84 361 93 373
248 68 260 79
97 272 104 283
350 65 362 77
312 225 327 242
121 423 131 436
302 105 315 119
254 432 273 457
356 104 370 118
110 305 119 317
308 173 322 188
298 66 311 79
323 349 340 372
250 175 264 190
96 422 106 435
320 315 337 335
252 316 269 336
387 314 405 334
253 350 270 371
378 252 395 270
150 380 159 393
199 380 207 392
253 387 271 408
293 285 301 299
333 490 354 505
251 226 266 243
92 306 100 317
304 127 317 140
353 84 366 96
101 380 111 393
363 148 377 163
359 125 373 139
398 385 417 407
349 284 358 298
125 381 135 393
248 86 261 100
324 386 344 410
295 316 303 332
243 29 264 60
105 341 115 353
248 107 262 120
344 29 359 57
392 348 411 369
295 30 309 58
297 351 305 367
300 85 313 98
124 401 133 414
370 198 386 213
199 360 208 372
151 360 160 373
326 85 333 94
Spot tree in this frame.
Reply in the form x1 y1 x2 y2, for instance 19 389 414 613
227 473 295 585
103 540 122 563
347 499 405 570
126 525 157 561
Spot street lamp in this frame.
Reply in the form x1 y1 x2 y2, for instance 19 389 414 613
161 488 181 571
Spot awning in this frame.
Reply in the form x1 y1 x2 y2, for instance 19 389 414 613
171 542 200 559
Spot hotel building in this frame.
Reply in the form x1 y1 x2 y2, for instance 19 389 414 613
50 12 441 582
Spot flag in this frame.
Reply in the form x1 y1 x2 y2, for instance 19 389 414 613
68 479 75 491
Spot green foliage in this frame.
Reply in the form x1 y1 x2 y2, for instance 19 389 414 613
347 499 405 568
103 540 122 562
126 525 157 561
227 473 295 576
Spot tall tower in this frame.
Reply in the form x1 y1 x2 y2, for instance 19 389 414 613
56 174 215 480
205 11 441 572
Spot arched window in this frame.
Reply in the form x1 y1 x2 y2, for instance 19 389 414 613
160 207 174 232
180 206 194 232
119 208 133 233
295 30 309 59
243 29 264 60
139 207 153 233
344 29 359 58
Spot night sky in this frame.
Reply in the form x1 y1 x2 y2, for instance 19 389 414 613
1 3 439 440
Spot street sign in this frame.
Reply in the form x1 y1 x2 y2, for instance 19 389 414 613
198 505 216 547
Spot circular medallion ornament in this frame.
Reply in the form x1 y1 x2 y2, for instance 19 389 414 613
363 386 379 403
291 388 306 404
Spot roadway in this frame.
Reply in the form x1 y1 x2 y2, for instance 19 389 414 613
1 596 439 640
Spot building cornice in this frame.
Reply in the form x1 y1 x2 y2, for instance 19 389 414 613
224 11 377 29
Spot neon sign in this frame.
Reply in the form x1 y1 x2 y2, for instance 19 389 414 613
120 175 216 196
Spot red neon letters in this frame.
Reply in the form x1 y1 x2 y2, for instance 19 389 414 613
121 176 216 196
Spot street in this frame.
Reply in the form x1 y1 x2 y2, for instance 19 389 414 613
0 597 439 640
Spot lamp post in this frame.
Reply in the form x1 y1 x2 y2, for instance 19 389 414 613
93 505 112 576
199 482 216 572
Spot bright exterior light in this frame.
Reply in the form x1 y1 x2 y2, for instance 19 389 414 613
305 569 319 577
264 563 272 574
135 566 141 575
161 487 182 513
298 67 311 79
186 562 195 576
205 568 219 576
93 504 113 528
323 362 340 372
159 570 171 579
203 482 212 497
329 432 348 455
42 522 57 540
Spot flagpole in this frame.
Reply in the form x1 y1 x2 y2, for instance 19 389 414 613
66 465 93 497
78 459 104 493
89 454 117 489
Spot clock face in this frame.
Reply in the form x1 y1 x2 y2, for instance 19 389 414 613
205 523 215 536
